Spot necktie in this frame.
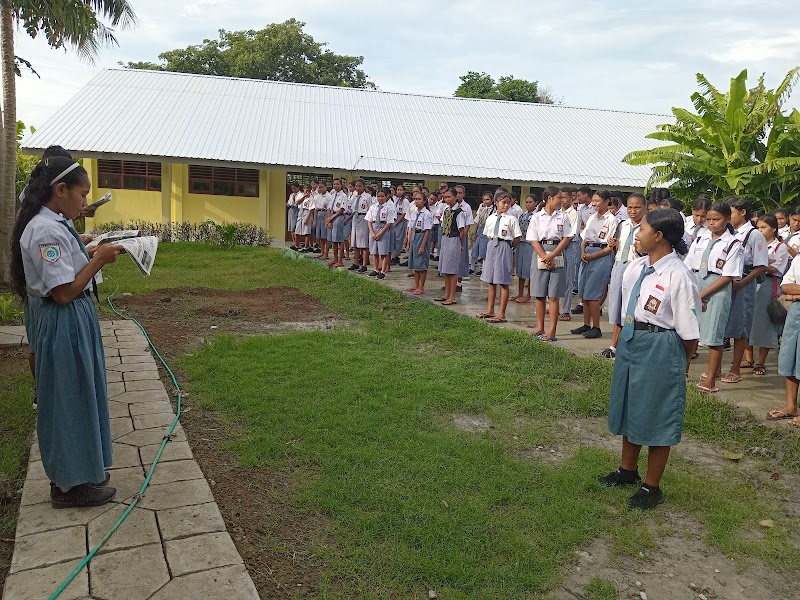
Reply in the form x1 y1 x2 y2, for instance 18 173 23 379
699 238 719 279
620 265 655 342
620 225 638 263
60 220 98 299
493 216 501 238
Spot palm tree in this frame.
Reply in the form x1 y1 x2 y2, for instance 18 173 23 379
0 0 137 283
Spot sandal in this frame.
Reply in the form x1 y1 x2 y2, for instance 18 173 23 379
740 360 754 369
476 313 495 319
767 410 797 421
486 317 507 323
752 363 766 376
789 417 800 428
558 313 571 321
696 384 720 394
433 297 447 302
441 300 457 306
720 373 742 383
412 290 425 295
701 371 721 379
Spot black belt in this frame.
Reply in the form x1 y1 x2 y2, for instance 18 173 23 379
493 238 512 244
357 213 367 216
586 242 608 248
540 239 560 245
633 321 672 333
344 212 353 215
43 290 91 303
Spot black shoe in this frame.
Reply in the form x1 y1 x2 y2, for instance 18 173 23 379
598 469 641 487
348 263 360 271
723 337 731 350
377 272 386 280
583 327 602 339
358 266 368 273
570 325 591 335
627 484 665 510
456 285 463 292
51 483 117 509
367 270 379 277
289 245 298 251
571 304 584 314
598 347 616 359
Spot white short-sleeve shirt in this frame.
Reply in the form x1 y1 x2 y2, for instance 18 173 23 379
735 222 769 268
622 252 701 341
432 201 446 224
366 202 397 225
563 206 579 239
684 229 743 278
21 207 91 297
315 192 331 210
483 213 522 241
613 219 641 263
578 203 595 232
330 190 348 213
581 211 617 244
782 255 800 285
410 208 433 231
525 209 573 242
443 206 469 232
354 192 373 215
393 197 409 217
459 200 475 226
767 238 789 276
507 203 523 219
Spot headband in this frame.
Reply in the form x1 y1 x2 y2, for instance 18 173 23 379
49 162 80 186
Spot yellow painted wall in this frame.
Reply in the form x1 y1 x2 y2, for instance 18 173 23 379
266 169 288 239
84 158 162 226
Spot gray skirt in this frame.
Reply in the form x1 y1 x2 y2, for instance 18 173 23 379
696 272 731 347
480 239 513 285
408 230 430 271
353 214 370 248
287 205 299 231
779 301 800 377
471 232 488 261
439 235 464 275
343 216 353 241
530 242 566 298
608 261 634 326
392 219 406 256
578 246 613 301
609 327 686 446
331 216 345 243
36 295 111 488
295 213 311 236
369 223 391 255
459 233 471 277
24 294 43 350
725 277 756 339
316 212 327 239
516 240 534 280
749 277 781 349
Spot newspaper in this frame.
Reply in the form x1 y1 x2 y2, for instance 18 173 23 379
86 229 140 249
86 191 112 211
115 236 159 276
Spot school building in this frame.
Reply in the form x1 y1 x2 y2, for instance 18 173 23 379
23 69 666 240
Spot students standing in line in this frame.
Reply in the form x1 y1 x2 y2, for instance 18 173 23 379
405 192 432 295
435 188 468 305
470 192 494 276
348 179 374 273
571 190 617 339
526 186 573 341
600 208 701 510
513 194 537 304
746 214 788 375
598 193 647 359
365 188 396 280
326 178 348 268
477 192 521 323
684 203 743 394
721 197 769 384
559 187 580 321
11 157 124 508
783 207 800 261
287 181 301 250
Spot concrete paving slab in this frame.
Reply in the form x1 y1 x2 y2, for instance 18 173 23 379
128 400 174 416
89 543 170 600
0 331 26 347
104 341 151 351
114 389 171 404
0 325 27 336
29 442 40 461
139 440 195 466
106 466 145 501
119 347 153 356
165 531 242 577
121 353 156 364
106 397 129 416
25 460 47 481
16 502 109 538
113 335 146 344
2 558 89 600
104 356 121 367
107 382 126 398
108 443 142 470
156 502 226 542
105 369 123 383
148 565 259 600
108 362 158 373
123 369 162 382
9 525 85 573
125 378 168 391
103 347 120 358
134 478 216 511
133 412 177 431
110 416 134 440
115 425 186 447
147 459 204 486
20 477 52 507
88 506 159 554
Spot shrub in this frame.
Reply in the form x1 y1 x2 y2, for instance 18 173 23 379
0 294 24 324
90 221 273 247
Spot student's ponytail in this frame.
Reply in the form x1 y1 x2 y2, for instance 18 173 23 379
10 157 88 300
645 208 688 254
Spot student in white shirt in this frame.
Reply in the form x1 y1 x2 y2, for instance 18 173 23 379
507 194 524 219
514 194 537 304
684 196 711 247
455 185 474 286
721 197 769 383
775 207 790 241
348 179 374 273
559 187 580 319
601 208 701 510
431 192 446 259
391 185 409 264
326 178 349 268
405 193 433 295
571 186 596 316
770 248 800 426
308 178 320 252
477 192 522 323
684 203 743 393
365 188 396 280
470 193 494 275
314 181 333 261
435 188 469 305
286 182 301 250
295 185 314 251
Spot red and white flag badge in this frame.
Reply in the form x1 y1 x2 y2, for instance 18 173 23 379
40 243 62 263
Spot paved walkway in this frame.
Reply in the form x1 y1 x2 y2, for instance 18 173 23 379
3 320 258 600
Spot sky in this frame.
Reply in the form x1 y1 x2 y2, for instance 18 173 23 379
13 0 800 130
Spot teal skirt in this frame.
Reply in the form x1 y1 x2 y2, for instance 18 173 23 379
24 295 43 350
35 294 112 489
608 328 687 446
696 272 731 347
779 302 800 377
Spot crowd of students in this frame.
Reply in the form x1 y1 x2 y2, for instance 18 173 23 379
287 178 800 509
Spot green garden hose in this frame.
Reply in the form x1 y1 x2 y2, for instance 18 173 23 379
48 290 184 599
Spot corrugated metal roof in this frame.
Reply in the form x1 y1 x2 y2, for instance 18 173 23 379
23 69 668 187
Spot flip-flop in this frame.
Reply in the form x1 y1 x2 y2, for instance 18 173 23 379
752 364 766 376
441 300 457 306
433 297 447 302
412 290 425 295
536 334 556 342
476 313 494 319
720 373 742 383
766 410 797 421
515 297 532 303
696 384 720 394
405 287 417 292
486 318 507 323
789 417 800 428
740 360 754 369
558 314 571 321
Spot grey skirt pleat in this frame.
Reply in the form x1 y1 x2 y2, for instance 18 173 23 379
353 215 369 248
725 277 756 338
480 239 513 285
439 236 464 275
696 272 731 347
515 240 534 280
408 230 430 271
578 246 613 300
750 277 781 349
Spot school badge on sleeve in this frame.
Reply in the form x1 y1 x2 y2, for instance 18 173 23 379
39 243 62 263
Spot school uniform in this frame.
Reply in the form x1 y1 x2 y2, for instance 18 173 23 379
507 203 524 219
344 192 356 242
684 220 707 247
526 208 573 298
779 225 790 241
366 202 396 256
432 201 446 254
20 207 111 489
408 208 433 272
778 258 800 377
560 205 580 313
352 192 374 249
471 205 492 268
329 190 348 243
516 211 535 281
439 206 469 276
724 222 769 339
295 195 314 236
613 204 629 222
575 203 597 294
785 231 800 261
315 192 332 241
286 191 301 232
458 200 475 277
608 219 641 326
608 251 701 446
684 230 743 346
391 196 409 258
750 238 789 349
578 211 617 301
481 213 522 285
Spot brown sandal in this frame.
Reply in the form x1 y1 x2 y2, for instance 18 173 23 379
752 363 766 376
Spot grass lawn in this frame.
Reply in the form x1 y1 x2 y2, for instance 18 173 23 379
101 243 800 599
